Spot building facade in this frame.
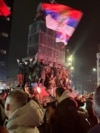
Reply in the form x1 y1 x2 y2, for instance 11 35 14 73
97 52 100 86
27 20 65 65
0 0 14 81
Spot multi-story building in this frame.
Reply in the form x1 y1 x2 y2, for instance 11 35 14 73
0 0 14 81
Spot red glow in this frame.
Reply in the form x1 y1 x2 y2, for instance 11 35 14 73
0 0 11 16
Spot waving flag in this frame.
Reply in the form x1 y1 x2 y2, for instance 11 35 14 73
0 0 11 16
42 3 83 45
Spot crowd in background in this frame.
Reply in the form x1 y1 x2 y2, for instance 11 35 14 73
0 0 100 132
0 53 100 133
0 83 100 133
17 53 71 101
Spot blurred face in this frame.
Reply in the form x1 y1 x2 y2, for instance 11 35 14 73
0 92 7 100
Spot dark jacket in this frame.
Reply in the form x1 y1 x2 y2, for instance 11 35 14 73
0 99 6 126
88 124 100 133
52 91 90 133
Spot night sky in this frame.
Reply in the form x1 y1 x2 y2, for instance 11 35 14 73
57 0 99 62
1 0 100 89
56 0 100 77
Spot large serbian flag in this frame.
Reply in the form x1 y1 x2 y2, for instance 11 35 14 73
0 0 11 16
42 3 83 45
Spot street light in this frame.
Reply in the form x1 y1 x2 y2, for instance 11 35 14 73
66 55 73 67
66 54 74 71
92 68 96 72
67 55 73 63
90 67 97 89
66 55 74 84
70 66 74 71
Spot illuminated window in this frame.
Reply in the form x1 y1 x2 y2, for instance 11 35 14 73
0 32 8 37
6 17 10 21
0 49 6 55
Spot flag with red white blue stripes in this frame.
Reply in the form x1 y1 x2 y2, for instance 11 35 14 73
42 3 83 45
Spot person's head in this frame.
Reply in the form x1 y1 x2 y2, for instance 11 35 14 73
5 89 29 118
45 101 56 120
46 101 56 111
55 87 65 102
93 86 100 119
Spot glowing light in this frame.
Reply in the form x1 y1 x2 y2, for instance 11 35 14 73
92 68 96 72
70 66 74 70
0 32 8 37
37 87 41 93
67 55 73 62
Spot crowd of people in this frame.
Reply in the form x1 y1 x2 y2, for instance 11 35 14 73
0 56 99 133
0 83 100 133
0 1 99 132
16 53 71 102
0 0 100 132
1 54 97 133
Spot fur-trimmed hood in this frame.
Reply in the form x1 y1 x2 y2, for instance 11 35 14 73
57 90 74 103
7 100 43 133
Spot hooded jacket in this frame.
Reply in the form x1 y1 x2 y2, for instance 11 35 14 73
6 100 44 133
53 90 90 133
57 89 76 104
